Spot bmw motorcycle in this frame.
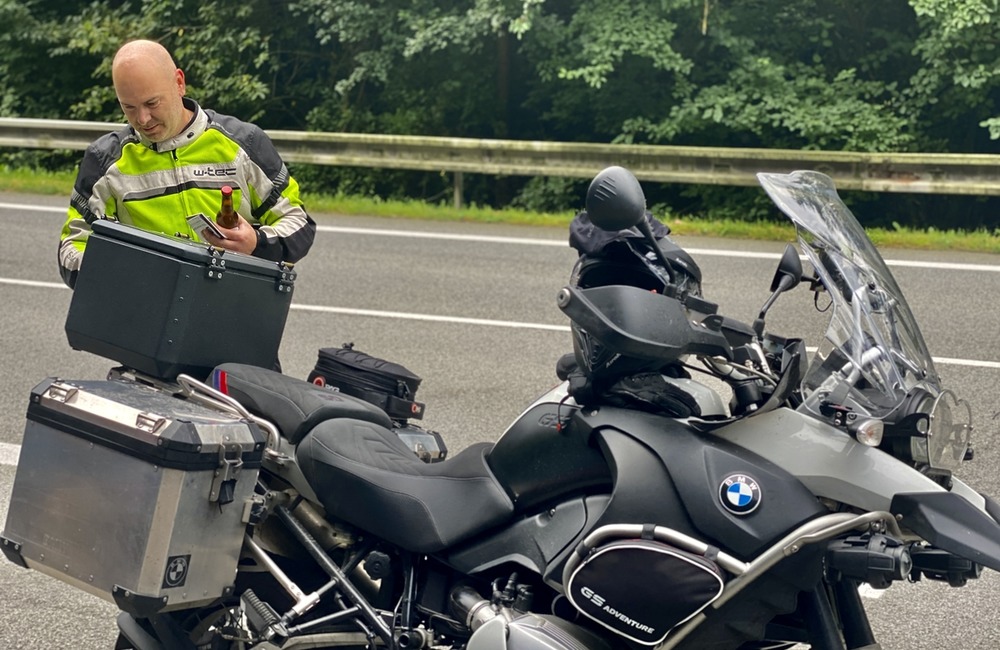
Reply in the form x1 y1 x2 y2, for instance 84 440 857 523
5 167 1000 650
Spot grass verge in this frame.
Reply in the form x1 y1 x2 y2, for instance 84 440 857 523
3 167 998 254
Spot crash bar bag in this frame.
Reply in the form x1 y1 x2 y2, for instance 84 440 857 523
566 537 725 645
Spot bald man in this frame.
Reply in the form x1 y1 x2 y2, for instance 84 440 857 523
58 39 316 288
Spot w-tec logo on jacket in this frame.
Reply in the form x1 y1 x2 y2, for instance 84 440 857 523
194 167 237 177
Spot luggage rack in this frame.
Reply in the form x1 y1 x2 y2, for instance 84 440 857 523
107 365 281 453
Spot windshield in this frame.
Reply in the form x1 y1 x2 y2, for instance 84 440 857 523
756 171 939 420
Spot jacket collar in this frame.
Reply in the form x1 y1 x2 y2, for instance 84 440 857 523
142 98 207 152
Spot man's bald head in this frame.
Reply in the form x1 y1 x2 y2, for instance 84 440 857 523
111 40 192 143
112 39 177 81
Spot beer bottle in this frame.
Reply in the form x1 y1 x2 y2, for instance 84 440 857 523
217 185 239 229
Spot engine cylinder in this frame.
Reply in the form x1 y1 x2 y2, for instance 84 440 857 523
450 586 500 631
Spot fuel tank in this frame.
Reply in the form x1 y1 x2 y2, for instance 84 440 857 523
486 385 611 511
574 406 829 560
487 385 829 562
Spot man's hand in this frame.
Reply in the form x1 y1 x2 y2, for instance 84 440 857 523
200 213 257 255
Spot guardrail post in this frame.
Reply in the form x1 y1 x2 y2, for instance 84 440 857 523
453 172 464 209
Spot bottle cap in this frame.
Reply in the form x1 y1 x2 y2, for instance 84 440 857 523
221 185 233 197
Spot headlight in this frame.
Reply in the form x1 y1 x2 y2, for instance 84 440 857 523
908 390 972 472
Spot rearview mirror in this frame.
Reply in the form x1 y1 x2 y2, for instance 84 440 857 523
770 244 804 293
754 244 804 336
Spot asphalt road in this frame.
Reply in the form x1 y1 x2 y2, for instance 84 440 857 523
1 191 999 649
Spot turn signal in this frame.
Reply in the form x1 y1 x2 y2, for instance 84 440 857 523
851 419 884 447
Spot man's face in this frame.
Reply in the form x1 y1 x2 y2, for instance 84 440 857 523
114 65 187 143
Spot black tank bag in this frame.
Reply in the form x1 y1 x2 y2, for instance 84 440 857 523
308 343 425 422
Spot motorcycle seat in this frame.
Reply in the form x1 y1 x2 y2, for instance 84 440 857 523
297 418 515 553
210 363 393 443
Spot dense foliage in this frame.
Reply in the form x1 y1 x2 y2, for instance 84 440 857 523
2 0 999 228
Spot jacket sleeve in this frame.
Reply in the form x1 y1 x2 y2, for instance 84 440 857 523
234 124 316 264
250 168 316 264
58 211 89 289
58 138 120 288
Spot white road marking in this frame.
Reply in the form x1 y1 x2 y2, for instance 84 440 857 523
3 203 999 470
4 202 999 272
0 442 21 467
3 277 999 369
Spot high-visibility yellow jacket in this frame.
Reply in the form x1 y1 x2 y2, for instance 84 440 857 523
58 98 316 287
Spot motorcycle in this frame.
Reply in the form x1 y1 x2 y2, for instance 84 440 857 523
4 166 1000 650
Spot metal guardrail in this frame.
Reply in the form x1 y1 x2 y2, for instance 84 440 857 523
3 117 1000 202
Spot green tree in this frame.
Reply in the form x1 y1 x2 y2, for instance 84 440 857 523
2 0 1000 225
0 0 308 126
909 0 1000 147
0 0 104 119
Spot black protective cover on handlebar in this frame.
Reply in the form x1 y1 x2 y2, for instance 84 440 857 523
558 284 732 363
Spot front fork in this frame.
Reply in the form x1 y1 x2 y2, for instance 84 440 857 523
801 580 878 650
832 580 878 649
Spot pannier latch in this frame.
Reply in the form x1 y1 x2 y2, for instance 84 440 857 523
43 383 79 404
210 443 244 505
205 248 226 280
275 263 296 294
135 412 168 435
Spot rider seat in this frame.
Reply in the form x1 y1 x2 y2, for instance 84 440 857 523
297 418 514 553
210 364 514 553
